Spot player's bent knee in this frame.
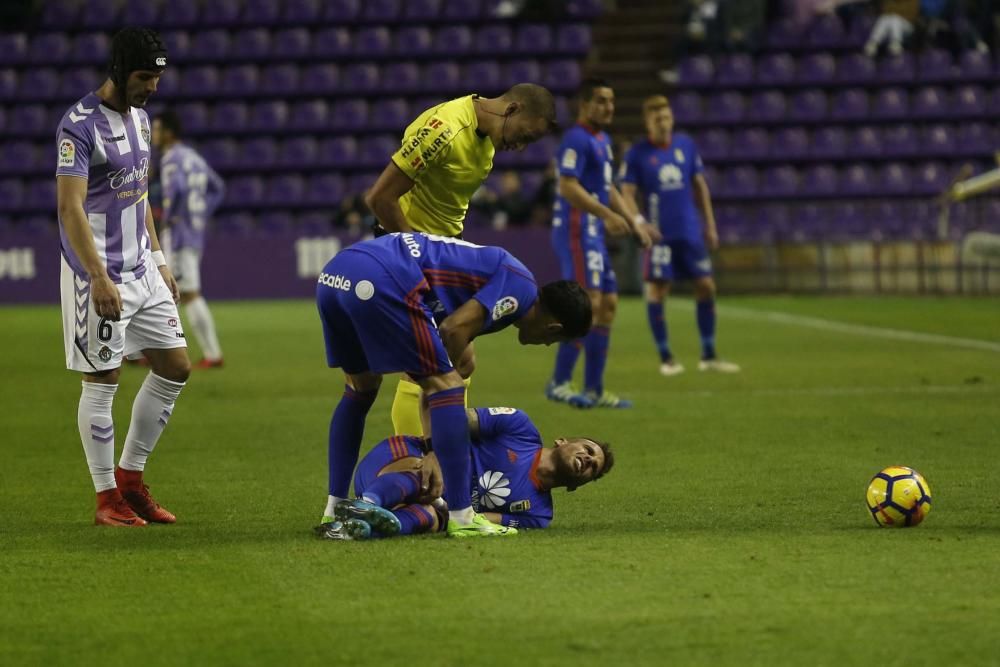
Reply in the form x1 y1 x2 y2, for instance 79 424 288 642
347 372 383 393
84 368 121 384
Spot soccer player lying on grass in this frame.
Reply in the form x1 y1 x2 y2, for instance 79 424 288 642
315 406 614 540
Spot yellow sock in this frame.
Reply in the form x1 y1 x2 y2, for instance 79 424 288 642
390 376 473 436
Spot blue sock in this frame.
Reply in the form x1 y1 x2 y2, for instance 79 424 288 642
583 325 610 395
552 341 582 384
392 505 437 535
428 387 472 511
646 301 672 362
697 299 717 360
328 385 377 498
361 471 421 508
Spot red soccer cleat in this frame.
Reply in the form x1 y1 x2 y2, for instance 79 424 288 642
114 467 177 523
95 489 148 527
196 358 224 369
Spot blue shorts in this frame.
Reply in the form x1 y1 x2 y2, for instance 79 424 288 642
316 248 452 377
353 436 425 499
644 240 713 283
552 218 617 294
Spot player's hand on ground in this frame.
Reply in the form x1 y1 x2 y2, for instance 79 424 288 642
159 265 180 303
704 227 719 251
417 452 444 504
91 274 123 321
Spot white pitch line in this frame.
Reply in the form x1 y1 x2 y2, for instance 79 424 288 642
668 384 996 399
671 301 1000 354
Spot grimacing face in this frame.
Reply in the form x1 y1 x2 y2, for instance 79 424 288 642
582 87 615 128
645 106 674 142
126 70 161 108
554 437 606 487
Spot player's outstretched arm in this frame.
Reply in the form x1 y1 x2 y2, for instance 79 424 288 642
557 175 630 236
365 162 415 233
693 174 719 251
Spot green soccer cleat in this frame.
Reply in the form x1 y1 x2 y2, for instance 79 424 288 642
447 513 518 538
313 519 371 541
585 390 633 409
334 499 402 536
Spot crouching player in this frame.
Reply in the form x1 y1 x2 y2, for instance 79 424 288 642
316 406 614 539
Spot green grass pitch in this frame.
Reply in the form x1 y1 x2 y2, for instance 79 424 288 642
2 295 999 666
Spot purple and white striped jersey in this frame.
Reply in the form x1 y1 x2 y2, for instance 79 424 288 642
56 93 153 284
159 143 225 251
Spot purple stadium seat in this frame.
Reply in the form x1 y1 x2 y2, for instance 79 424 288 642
557 24 591 56
29 34 69 66
40 0 80 29
953 85 986 117
696 129 730 161
189 30 230 61
347 172 380 197
361 0 401 22
566 0 604 18
289 99 328 131
835 53 875 84
520 137 556 165
830 87 868 121
355 27 393 57
811 126 846 158
0 69 17 99
914 161 949 195
515 25 554 55
161 31 192 62
772 127 809 159
342 63 380 93
723 166 759 198
729 127 771 160
877 53 915 83
219 65 259 97
318 137 358 167
425 62 461 93
330 99 369 131
670 91 702 123
175 102 209 134
850 126 882 158
919 49 953 82
912 86 947 119
761 165 799 197
796 52 835 85
10 104 48 136
0 180 24 212
827 203 868 241
314 28 353 58
465 61 502 93
258 211 296 234
156 66 181 99
788 89 827 122
381 63 420 92
209 102 249 133
260 64 300 95
760 204 796 241
181 66 221 97
444 0 483 21
0 142 36 175
227 176 264 206
230 29 271 60
505 60 542 84
765 18 800 50
306 174 347 206
476 25 513 53
359 135 398 167
201 0 242 27
71 34 109 67
956 122 992 155
808 14 845 49
300 64 341 94
756 53 796 86
880 162 912 195
263 180 303 210
371 97 410 131
25 179 56 210
796 203 832 239
277 137 319 167
544 60 582 93
242 137 278 167
159 0 200 27
395 27 433 56
122 0 161 25
248 101 288 130
706 91 746 124
283 0 322 24
957 49 992 80
242 0 281 25
61 68 100 96
200 138 239 169
321 0 361 22
716 54 754 87
0 34 27 65
840 163 874 196
272 28 311 59
871 87 908 119
747 90 787 123
19 69 59 101
882 124 919 157
679 55 714 86
802 164 838 196
433 26 474 56
80 0 122 29
404 0 442 21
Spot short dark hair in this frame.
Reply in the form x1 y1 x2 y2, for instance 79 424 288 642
539 280 592 339
157 109 182 137
503 83 559 133
578 77 612 103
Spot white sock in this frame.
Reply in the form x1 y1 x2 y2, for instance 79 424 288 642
119 373 185 472
185 296 222 361
78 381 118 492
324 495 345 519
449 506 475 525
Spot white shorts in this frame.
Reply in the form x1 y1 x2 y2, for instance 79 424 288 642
61 258 187 373
168 247 202 294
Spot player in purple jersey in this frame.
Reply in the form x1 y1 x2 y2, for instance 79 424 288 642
546 79 655 410
620 96 740 376
56 28 190 527
316 232 592 538
152 110 226 369
316 407 613 540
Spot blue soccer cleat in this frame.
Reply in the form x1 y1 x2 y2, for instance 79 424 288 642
546 381 594 409
334 499 402 536
314 519 371 541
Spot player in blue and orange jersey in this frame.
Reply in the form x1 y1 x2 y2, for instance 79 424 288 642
316 406 614 540
316 232 592 538
620 95 740 376
546 78 654 409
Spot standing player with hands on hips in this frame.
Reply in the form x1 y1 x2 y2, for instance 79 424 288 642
56 28 190 527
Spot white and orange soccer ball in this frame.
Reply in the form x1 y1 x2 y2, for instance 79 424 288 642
866 466 932 527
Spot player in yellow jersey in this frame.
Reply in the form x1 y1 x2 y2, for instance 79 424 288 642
364 84 559 436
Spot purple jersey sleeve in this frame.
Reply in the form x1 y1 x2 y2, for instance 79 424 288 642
55 120 93 179
471 261 539 333
557 130 589 180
